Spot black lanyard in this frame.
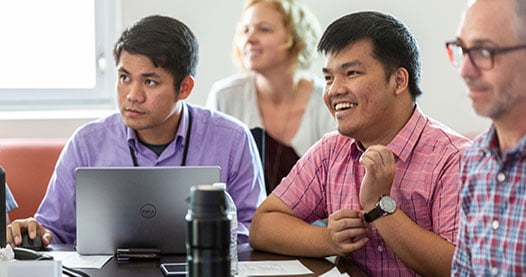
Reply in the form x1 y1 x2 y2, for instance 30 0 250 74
129 109 192 166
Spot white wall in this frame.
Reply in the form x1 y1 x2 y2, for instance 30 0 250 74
0 0 490 138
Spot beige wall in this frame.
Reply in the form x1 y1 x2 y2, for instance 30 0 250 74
0 0 490 139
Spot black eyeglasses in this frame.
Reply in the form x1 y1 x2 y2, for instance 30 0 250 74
445 41 526 70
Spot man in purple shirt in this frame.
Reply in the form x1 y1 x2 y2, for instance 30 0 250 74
448 0 526 275
250 11 471 276
6 15 265 247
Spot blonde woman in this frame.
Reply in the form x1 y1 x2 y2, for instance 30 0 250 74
207 0 335 193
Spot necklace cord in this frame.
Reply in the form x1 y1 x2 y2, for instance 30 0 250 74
128 109 192 166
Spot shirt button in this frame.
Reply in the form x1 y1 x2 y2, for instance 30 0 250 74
377 246 384 252
491 267 498 275
492 220 499 230
497 172 506 182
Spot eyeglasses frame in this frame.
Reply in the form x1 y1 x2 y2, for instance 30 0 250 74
445 41 526 70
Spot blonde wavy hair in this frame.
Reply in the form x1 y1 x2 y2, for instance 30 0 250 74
232 0 322 71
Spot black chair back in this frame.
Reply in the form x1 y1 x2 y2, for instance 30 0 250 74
250 127 265 169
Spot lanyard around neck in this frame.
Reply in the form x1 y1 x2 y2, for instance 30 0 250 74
129 109 193 166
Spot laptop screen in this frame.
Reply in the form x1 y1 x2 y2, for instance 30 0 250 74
75 166 220 255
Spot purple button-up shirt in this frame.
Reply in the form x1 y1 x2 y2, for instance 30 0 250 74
36 103 266 244
6 184 18 212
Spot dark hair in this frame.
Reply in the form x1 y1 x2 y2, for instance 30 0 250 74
317 11 422 100
113 15 199 89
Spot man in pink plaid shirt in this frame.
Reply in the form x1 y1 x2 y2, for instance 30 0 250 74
250 11 471 276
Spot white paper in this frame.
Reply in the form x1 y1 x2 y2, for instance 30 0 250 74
238 260 312 276
325 255 337 264
319 266 350 277
42 251 112 269
0 245 15 261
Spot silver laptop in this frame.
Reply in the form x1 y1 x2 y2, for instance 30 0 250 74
75 166 220 255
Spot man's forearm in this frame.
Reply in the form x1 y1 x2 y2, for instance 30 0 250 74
374 210 454 276
249 211 333 257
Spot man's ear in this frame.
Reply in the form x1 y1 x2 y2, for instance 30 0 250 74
393 67 409 96
177 76 195 100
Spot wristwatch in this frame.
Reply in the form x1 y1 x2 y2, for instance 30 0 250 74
363 195 396 223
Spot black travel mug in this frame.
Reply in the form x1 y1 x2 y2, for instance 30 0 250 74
186 185 231 277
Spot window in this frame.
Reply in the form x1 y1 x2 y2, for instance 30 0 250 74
0 0 116 111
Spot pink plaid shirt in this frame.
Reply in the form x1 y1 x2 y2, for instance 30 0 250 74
274 107 470 276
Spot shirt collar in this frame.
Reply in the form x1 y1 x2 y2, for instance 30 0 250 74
126 120 138 149
479 126 498 153
126 102 191 149
478 125 526 159
387 105 426 163
176 102 191 147
349 105 424 163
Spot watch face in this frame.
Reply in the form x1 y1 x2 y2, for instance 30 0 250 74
380 196 396 213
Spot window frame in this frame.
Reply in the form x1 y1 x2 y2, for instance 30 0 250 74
0 0 117 112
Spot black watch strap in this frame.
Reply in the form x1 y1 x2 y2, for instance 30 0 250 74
364 195 396 223
363 205 384 223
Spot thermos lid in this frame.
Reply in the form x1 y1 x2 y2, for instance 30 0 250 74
188 184 227 217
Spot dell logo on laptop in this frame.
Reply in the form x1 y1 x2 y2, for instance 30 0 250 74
140 204 157 218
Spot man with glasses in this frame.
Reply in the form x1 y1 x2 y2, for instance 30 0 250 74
447 0 526 275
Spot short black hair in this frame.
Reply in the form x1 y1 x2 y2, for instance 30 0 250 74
318 11 422 100
113 15 199 89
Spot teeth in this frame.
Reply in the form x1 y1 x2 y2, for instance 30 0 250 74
334 103 356 111
246 49 262 57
